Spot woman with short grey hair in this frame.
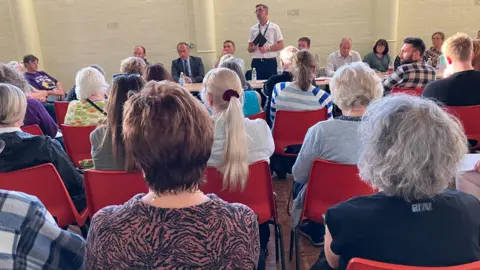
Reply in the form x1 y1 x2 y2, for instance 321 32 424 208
321 95 480 270
291 62 383 246
120 57 146 75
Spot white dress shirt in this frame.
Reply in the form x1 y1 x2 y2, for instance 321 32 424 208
208 117 274 167
0 127 22 134
248 20 284 59
325 50 362 77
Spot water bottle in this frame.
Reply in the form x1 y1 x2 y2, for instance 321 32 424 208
426 58 432 67
437 55 446 72
252 68 257 82
179 72 185 86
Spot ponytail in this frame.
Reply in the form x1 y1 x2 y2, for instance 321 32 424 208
293 50 316 91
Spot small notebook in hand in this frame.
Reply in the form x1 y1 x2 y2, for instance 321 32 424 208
252 33 268 47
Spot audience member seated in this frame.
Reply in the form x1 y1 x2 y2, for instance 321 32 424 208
423 31 445 68
66 64 106 101
0 64 57 138
215 40 244 69
133 45 150 65
6 61 48 102
325 38 362 77
473 39 480 71
0 189 85 269
64 67 108 126
120 56 146 75
270 50 333 124
220 60 262 117
171 42 205 83
298 36 311 50
23 54 65 100
383 37 436 92
0 83 85 211
263 46 299 125
423 33 480 106
320 95 480 270
86 80 260 269
143 63 174 82
363 39 391 72
90 74 145 171
291 62 383 247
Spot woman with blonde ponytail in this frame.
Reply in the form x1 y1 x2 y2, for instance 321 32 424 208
202 68 274 260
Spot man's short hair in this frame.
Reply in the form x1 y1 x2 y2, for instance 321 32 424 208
224 40 236 48
298 37 311 47
255 4 268 11
176 42 189 50
432 31 446 41
404 37 426 57
23 54 38 65
135 45 146 54
442 32 473 62
339 38 352 46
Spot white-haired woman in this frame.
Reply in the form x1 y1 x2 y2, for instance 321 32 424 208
202 67 274 263
64 67 109 126
320 95 480 270
291 62 383 247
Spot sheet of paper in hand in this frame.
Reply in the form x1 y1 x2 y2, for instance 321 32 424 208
252 33 268 47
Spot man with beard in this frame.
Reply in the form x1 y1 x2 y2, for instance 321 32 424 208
383 37 436 93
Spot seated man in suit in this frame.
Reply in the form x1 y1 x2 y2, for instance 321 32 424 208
171 42 205 83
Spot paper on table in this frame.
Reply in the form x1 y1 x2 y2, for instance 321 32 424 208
459 154 480 172
315 76 330 81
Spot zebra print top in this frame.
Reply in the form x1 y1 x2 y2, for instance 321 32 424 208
85 194 259 269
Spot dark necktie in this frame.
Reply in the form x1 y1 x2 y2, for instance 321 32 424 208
183 60 190 76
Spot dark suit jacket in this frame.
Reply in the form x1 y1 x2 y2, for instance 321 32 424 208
171 56 205 83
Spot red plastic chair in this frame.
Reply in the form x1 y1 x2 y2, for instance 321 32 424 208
0 163 88 235
21 124 44 136
54 101 70 125
445 105 480 150
289 159 376 270
347 258 480 270
84 170 147 217
60 124 97 167
202 161 286 270
247 111 266 121
391 87 424 96
273 108 328 156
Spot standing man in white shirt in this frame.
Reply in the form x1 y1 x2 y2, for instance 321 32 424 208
325 38 362 76
248 4 284 80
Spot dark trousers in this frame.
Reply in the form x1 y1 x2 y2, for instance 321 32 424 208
43 102 57 123
251 58 277 80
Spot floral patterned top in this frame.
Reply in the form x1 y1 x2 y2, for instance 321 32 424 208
64 100 107 126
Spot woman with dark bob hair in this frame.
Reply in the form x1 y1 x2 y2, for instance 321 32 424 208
85 81 260 269
143 63 174 82
363 39 391 72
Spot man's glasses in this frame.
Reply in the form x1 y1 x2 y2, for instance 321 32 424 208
254 9 265 13
112 73 141 80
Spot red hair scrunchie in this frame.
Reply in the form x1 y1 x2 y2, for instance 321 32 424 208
222 89 240 101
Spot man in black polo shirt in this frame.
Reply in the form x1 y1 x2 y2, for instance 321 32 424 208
424 33 480 106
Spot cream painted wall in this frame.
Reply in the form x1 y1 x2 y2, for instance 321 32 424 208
0 0 479 88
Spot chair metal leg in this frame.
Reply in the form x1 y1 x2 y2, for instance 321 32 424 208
277 224 286 270
80 223 89 238
289 229 294 261
295 226 301 270
275 223 279 262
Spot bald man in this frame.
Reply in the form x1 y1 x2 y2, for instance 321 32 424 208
325 38 361 76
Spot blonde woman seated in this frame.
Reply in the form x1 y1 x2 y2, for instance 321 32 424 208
202 68 274 262
318 95 480 270
292 62 383 247
64 67 108 126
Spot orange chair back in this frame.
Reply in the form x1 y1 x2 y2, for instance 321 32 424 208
445 106 480 149
21 124 44 136
84 170 147 217
0 163 86 227
60 124 97 167
272 108 328 156
391 87 424 96
303 159 376 223
247 111 266 121
202 161 276 224
347 258 480 270
54 101 70 125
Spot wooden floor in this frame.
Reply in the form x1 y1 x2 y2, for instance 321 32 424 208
266 175 321 270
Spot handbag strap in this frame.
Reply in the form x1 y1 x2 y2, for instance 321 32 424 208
85 98 107 116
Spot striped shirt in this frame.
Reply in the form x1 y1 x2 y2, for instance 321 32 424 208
270 81 333 124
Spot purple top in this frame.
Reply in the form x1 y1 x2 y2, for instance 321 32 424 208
85 194 260 269
24 99 58 138
24 71 58 90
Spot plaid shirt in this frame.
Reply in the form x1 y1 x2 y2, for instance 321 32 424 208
423 46 442 68
0 190 85 270
383 62 436 92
